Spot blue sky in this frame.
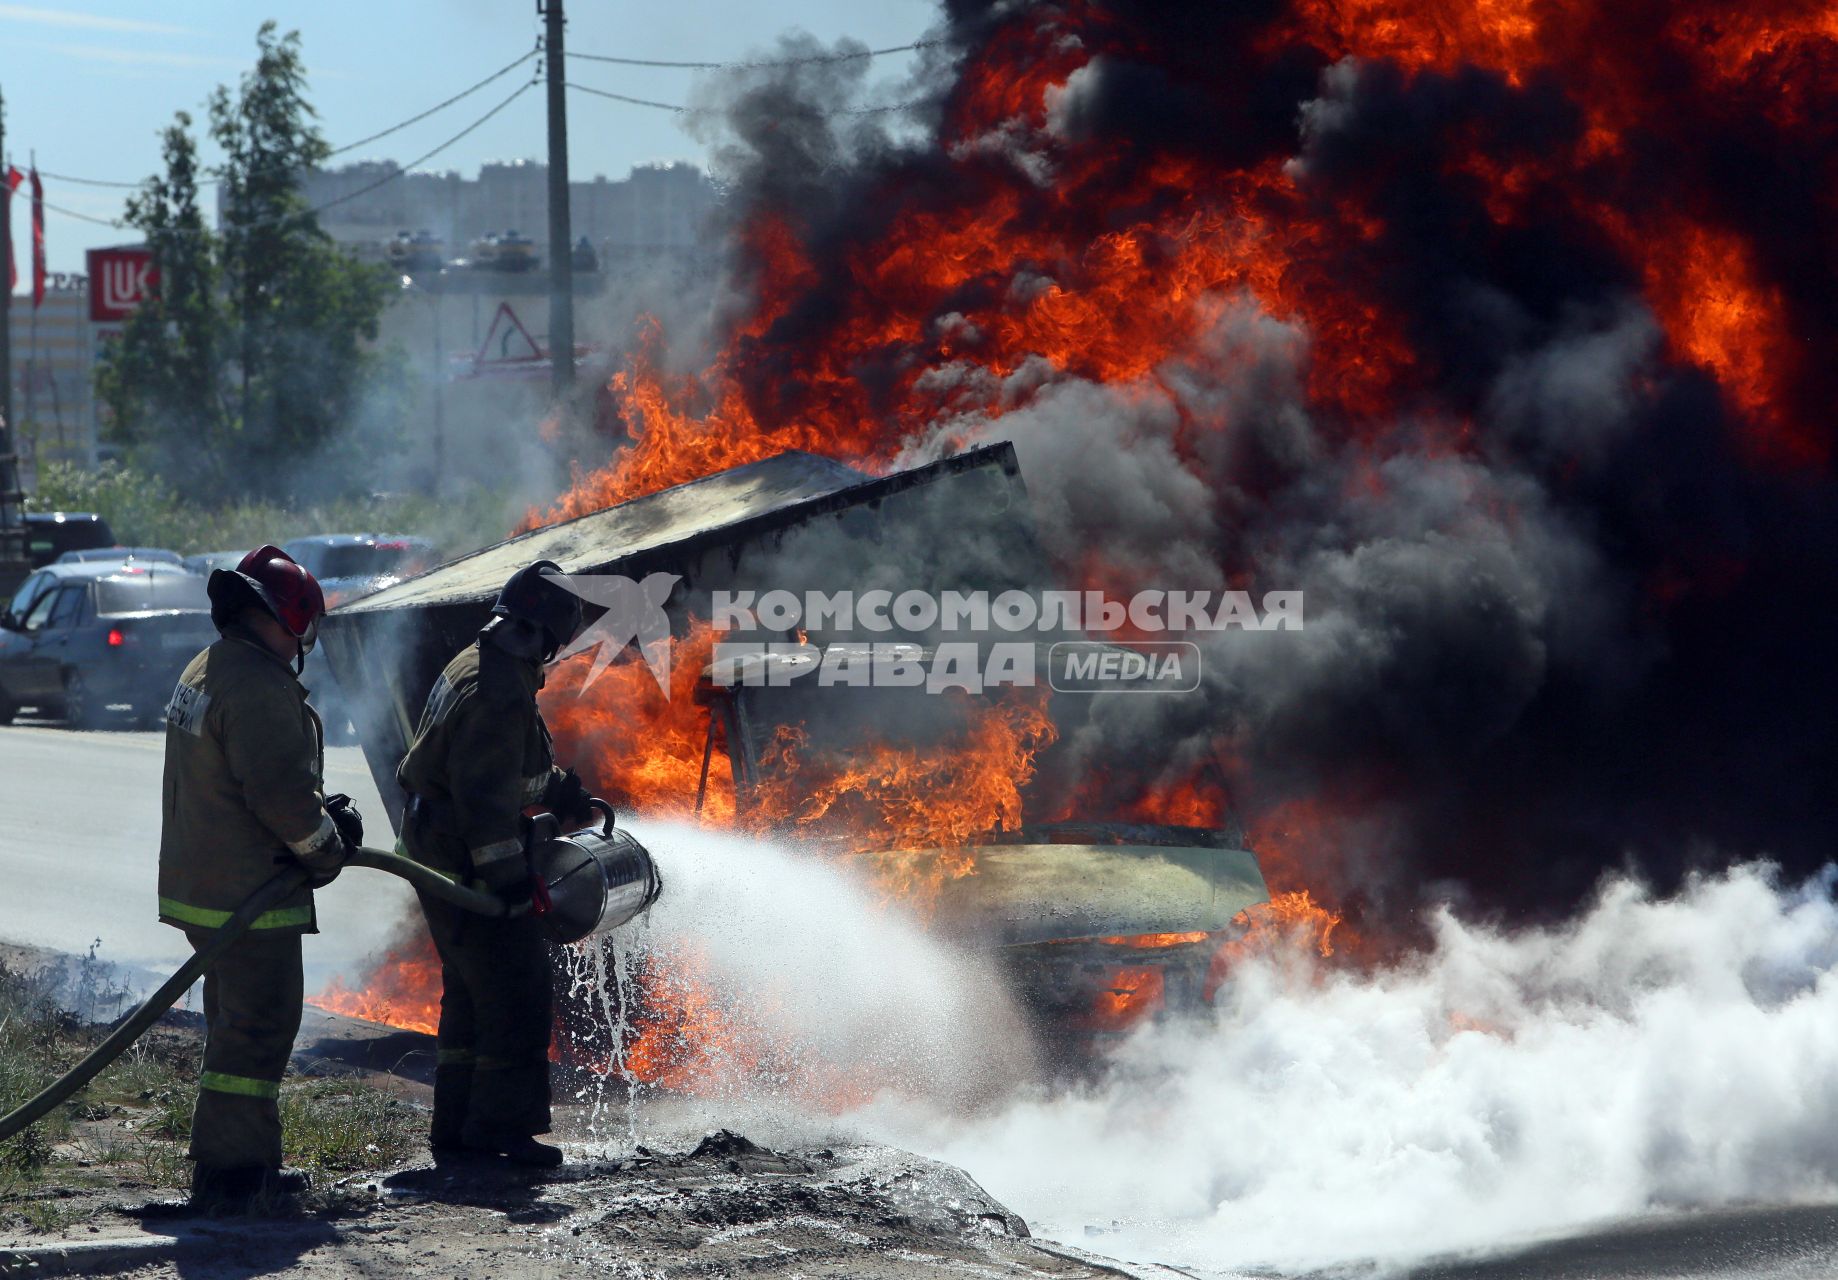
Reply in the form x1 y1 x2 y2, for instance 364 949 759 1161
2 0 937 275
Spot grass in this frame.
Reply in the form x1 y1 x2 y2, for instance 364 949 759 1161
26 460 522 560
0 955 424 1232
281 1079 421 1175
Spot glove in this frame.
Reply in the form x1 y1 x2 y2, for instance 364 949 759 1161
543 768 589 823
477 858 534 909
325 793 364 850
275 827 347 888
303 861 342 889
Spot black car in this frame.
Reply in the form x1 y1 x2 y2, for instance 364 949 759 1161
0 562 216 728
23 512 118 568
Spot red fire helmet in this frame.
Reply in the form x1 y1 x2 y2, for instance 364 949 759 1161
209 544 326 642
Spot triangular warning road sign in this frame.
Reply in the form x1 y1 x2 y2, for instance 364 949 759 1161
473 302 544 366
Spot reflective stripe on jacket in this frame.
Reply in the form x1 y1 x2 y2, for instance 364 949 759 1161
396 638 558 883
157 631 334 934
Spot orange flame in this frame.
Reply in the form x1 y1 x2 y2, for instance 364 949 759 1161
619 943 764 1095
1098 931 1213 948
539 619 734 825
750 688 1059 901
310 933 441 1035
1084 966 1167 1033
1205 889 1347 1001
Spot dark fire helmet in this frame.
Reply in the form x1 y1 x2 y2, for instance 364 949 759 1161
490 559 583 661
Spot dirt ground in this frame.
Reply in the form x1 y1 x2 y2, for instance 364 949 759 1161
2 941 1177 1278
4 1128 1173 1278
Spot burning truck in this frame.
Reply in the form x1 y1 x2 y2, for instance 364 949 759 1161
321 442 1270 1053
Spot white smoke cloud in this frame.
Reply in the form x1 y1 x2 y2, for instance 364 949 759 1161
852 864 1838 1275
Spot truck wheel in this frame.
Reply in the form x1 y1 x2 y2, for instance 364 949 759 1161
63 671 102 731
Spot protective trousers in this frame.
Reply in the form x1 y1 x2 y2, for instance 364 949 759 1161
184 929 302 1172
417 891 553 1148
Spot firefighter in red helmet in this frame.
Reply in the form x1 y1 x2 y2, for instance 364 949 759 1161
158 545 362 1208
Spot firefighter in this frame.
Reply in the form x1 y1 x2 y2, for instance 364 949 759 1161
396 560 591 1168
159 545 360 1207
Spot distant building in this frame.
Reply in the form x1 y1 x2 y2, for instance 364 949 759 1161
279 159 721 272
5 283 100 477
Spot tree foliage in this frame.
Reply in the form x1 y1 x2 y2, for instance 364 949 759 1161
98 24 396 502
93 113 226 481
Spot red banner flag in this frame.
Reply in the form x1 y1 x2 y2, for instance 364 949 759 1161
4 166 21 295
29 168 45 309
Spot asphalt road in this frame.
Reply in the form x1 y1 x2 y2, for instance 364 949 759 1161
0 723 418 993
1398 1202 1838 1280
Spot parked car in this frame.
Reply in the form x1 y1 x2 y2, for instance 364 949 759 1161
0 562 216 729
3 556 191 640
23 512 117 568
3 565 71 630
56 547 187 567
183 549 248 577
280 534 439 604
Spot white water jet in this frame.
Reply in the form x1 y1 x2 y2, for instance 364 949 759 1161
566 818 1037 1152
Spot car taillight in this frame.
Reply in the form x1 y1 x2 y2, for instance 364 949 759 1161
107 628 126 647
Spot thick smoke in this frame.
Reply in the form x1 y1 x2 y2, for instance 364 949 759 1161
648 0 1837 920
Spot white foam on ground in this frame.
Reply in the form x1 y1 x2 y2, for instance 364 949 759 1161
581 832 1838 1275
857 863 1838 1275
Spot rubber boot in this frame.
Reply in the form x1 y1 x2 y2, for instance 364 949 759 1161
430 1062 474 1155
190 1165 308 1212
468 1135 564 1168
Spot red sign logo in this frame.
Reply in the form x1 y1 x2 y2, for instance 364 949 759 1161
87 247 158 322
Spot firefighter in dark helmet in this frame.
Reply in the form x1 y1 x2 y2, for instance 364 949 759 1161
159 545 363 1208
397 560 594 1167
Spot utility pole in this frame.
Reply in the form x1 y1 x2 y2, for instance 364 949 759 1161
542 0 575 397
431 288 445 480
0 82 26 589
0 84 12 440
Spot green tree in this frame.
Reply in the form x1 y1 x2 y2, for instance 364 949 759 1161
99 23 396 501
94 112 231 489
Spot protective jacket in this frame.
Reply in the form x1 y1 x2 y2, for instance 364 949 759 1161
396 638 561 889
398 634 563 1149
157 629 340 934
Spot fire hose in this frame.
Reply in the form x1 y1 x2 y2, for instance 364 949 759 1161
0 816 661 1147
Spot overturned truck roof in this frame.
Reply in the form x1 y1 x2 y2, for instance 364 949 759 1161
324 441 1271 1019
322 443 1032 825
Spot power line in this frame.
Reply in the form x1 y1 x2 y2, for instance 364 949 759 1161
32 49 539 192
565 82 690 113
33 171 141 190
564 39 941 71
567 79 934 117
301 79 534 221
38 80 535 235
38 40 930 193
34 195 126 228
328 48 537 157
